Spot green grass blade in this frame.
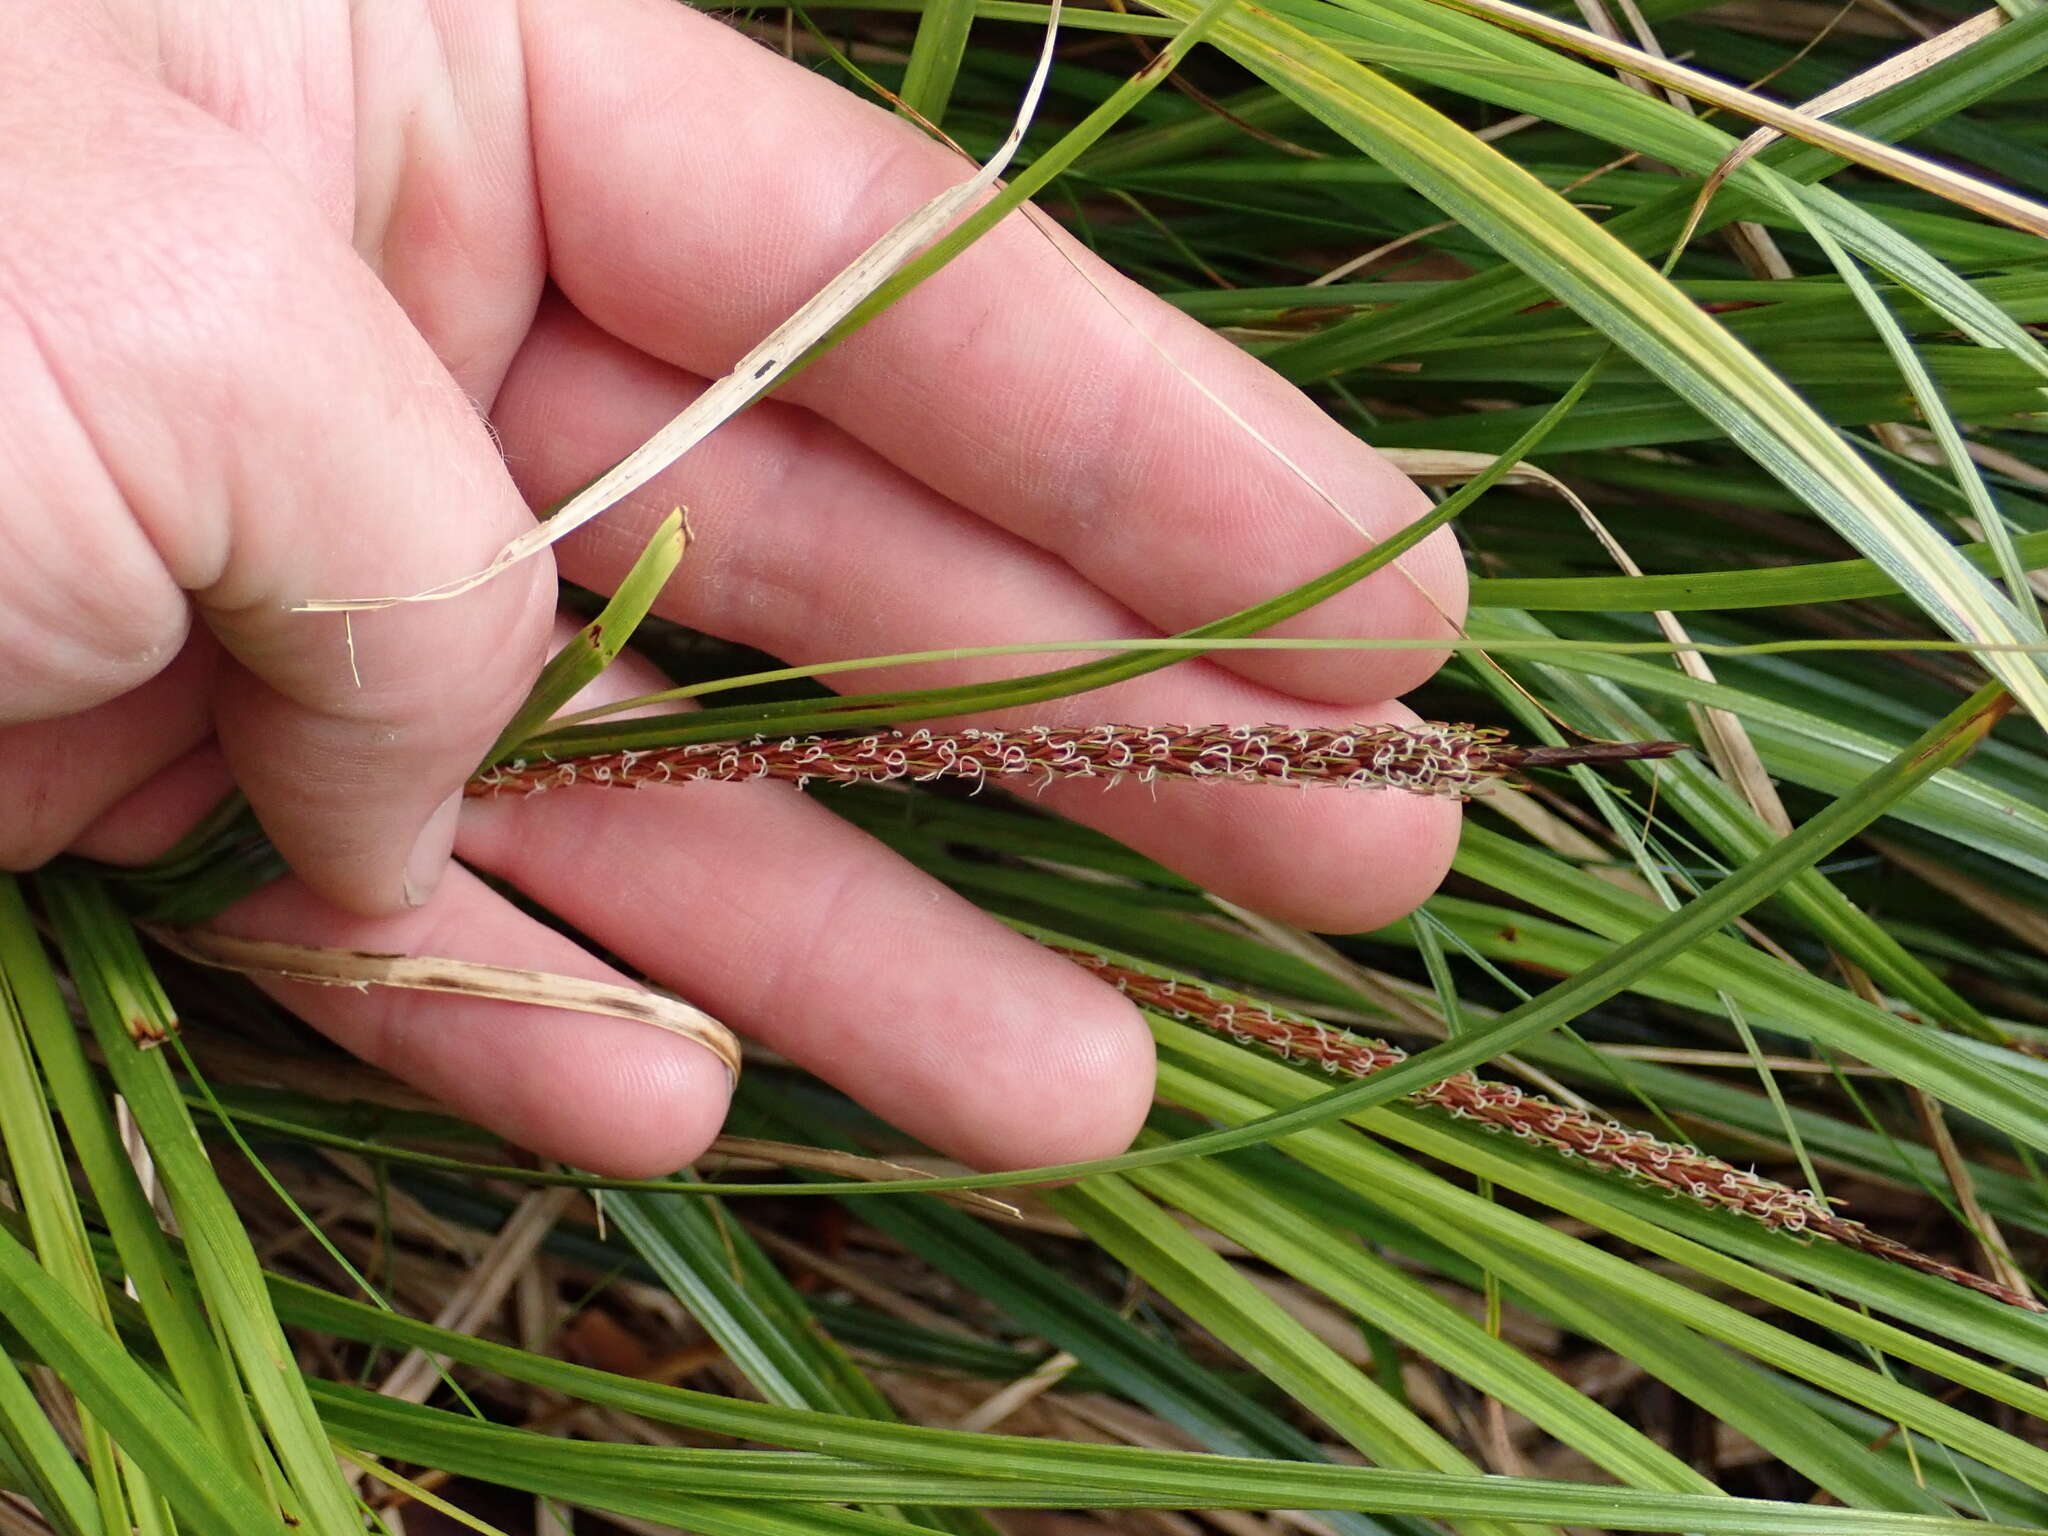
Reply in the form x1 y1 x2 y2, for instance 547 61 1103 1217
1049 1176 1535 1536
898 0 979 124
39 874 363 1536
607 1182 996 1536
1469 526 2048 612
1118 1150 1714 1494
1151 1040 2048 1493
1262 7 2048 372
0 880 267 1476
1161 3 2048 717
608 1187 895 1416
314 1374 2021 1532
735 1095 1408 1536
0 1222 279 1536
0 881 154 1532
0 1342 102 1536
267 1273 2037 1530
489 508 686 761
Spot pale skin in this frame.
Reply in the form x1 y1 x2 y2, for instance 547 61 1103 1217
2 0 1465 1178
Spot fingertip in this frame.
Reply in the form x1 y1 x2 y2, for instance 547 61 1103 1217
1258 499 1471 708
209 869 736 1177
1395 516 1472 661
945 956 1158 1173
1236 788 1462 935
1387 518 1473 692
504 1026 733 1178
213 562 554 918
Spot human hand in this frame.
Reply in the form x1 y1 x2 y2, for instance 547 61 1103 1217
4 0 1464 1177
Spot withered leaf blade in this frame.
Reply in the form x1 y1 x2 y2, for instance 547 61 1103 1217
143 927 741 1082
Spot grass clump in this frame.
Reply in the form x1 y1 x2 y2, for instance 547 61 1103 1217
7 2 2048 1534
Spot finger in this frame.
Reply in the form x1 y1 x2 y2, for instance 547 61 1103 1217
65 743 243 868
494 302 1458 931
213 868 734 1176
76 701 1150 1175
459 766 1156 1174
0 35 552 915
467 630 1153 1172
72 746 732 1177
519 0 1464 705
0 635 215 870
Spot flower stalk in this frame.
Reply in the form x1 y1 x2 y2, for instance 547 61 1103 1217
1058 947 2040 1312
473 722 1686 799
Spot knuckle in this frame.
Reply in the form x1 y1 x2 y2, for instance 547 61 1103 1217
0 106 338 590
0 603 184 722
0 305 190 715
4 138 313 407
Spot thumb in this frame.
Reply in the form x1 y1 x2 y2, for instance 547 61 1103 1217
207 510 553 917
0 45 550 913
189 233 553 915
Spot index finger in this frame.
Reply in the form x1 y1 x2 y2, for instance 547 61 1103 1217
519 0 1465 706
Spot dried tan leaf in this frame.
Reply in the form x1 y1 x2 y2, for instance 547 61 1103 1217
1710 10 2000 190
1375 447 1576 489
1429 0 2042 236
1554 478 1791 831
1874 838 2048 957
377 1185 579 1403
956 1349 1082 1431
145 926 741 1081
1671 8 2007 272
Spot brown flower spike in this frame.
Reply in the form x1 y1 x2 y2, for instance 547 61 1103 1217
1064 948 2039 1312
468 722 2028 1307
472 722 1686 799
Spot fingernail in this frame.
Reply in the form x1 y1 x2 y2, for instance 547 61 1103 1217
402 792 464 908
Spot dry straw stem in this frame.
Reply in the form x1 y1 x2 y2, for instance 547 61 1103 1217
1063 949 2042 1312
144 927 742 1083
1430 0 2048 239
704 1137 1023 1218
471 721 1687 800
1707 10 1999 189
377 1185 579 1404
1673 9 2006 264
